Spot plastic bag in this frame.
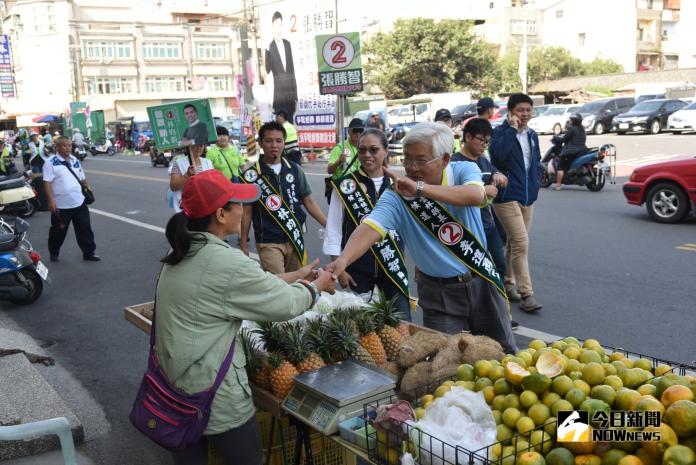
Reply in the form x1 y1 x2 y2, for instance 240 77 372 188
406 388 496 465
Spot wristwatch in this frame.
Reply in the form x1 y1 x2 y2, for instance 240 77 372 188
416 180 425 198
297 279 320 308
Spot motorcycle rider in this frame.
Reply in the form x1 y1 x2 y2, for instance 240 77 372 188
553 114 588 191
71 128 86 150
28 133 46 174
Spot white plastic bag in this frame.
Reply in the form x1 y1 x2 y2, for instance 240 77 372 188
406 388 496 465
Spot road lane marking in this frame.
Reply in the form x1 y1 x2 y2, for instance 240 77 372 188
676 243 696 252
85 170 167 183
87 157 149 164
512 325 562 342
89 207 261 260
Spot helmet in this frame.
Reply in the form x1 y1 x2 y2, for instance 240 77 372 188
54 131 60 135
73 128 81 133
569 113 583 125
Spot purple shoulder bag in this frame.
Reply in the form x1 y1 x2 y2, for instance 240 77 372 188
129 301 236 450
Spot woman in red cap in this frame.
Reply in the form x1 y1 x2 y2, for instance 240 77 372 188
155 170 335 465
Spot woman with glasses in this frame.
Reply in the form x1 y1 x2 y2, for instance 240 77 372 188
322 128 411 320
156 170 336 465
168 143 213 212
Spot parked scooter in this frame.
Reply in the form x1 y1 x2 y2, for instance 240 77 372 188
0 171 37 218
0 217 48 305
90 138 115 156
143 140 172 168
73 144 87 161
541 138 616 192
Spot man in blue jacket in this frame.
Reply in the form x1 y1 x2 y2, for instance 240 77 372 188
490 93 542 313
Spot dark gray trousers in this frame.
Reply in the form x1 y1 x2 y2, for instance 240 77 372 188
416 271 518 354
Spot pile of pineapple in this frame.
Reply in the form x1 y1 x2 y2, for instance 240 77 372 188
238 293 410 399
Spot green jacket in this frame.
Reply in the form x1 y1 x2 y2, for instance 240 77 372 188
207 144 245 179
328 141 359 179
154 233 312 434
0 147 10 174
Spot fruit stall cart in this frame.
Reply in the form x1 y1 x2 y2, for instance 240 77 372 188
126 301 696 465
124 297 445 465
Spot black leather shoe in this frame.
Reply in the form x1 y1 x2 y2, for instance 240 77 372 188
83 254 101 261
511 320 519 329
50 255 59 262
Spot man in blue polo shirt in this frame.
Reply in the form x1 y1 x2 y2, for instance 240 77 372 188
326 122 516 353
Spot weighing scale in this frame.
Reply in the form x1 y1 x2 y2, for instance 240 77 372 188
282 360 396 435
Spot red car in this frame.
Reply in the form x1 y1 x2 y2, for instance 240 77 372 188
623 157 696 223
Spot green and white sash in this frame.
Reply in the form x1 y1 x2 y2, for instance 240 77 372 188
400 196 506 298
241 161 307 265
333 173 409 297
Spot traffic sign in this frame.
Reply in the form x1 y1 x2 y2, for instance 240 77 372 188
315 32 363 95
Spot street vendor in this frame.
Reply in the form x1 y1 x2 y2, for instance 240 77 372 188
323 128 411 320
240 121 326 274
326 122 517 353
157 169 336 465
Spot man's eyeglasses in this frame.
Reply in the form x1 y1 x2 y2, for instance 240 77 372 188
358 146 381 155
402 157 441 168
473 135 491 147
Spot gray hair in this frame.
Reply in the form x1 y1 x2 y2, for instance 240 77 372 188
402 121 453 160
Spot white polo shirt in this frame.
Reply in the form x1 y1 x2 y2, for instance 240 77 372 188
517 128 532 172
43 154 85 209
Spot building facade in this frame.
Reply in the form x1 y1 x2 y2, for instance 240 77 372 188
0 0 246 125
478 0 696 73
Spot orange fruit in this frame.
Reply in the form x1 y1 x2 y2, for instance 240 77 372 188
575 455 601 465
517 451 546 465
641 423 678 459
661 385 695 408
662 445 696 465
664 399 696 438
616 455 643 465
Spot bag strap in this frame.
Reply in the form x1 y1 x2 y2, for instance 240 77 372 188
343 143 359 172
150 262 237 390
216 147 236 180
60 159 85 186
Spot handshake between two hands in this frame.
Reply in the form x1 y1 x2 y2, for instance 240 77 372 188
298 258 351 295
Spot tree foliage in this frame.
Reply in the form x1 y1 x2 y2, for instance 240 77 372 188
363 18 500 99
363 19 625 97
500 46 624 92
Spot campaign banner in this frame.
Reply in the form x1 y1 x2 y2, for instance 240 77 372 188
256 0 336 124
146 99 217 150
315 32 363 95
295 93 336 148
0 35 16 98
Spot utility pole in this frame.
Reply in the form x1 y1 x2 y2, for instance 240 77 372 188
519 0 529 94
240 0 252 107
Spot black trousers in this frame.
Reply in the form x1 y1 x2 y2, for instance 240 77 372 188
172 415 262 465
48 203 96 257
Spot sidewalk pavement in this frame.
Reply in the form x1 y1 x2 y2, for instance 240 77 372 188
1 448 96 465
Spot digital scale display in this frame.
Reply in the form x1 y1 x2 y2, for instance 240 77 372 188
282 361 396 435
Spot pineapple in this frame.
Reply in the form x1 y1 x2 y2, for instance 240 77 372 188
354 312 387 364
268 352 298 399
255 361 272 390
396 322 411 339
238 328 263 384
325 313 376 365
282 322 325 374
369 291 405 361
254 322 284 354
305 317 332 363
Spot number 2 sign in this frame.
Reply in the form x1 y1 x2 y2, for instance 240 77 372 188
321 36 355 70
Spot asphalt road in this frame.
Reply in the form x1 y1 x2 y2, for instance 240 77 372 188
2 132 695 465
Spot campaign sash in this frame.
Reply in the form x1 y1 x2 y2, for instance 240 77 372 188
333 173 409 297
400 196 506 298
242 161 307 265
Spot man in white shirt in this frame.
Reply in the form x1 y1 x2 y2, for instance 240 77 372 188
43 136 100 262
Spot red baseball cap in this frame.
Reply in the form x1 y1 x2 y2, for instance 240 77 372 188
181 170 260 219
